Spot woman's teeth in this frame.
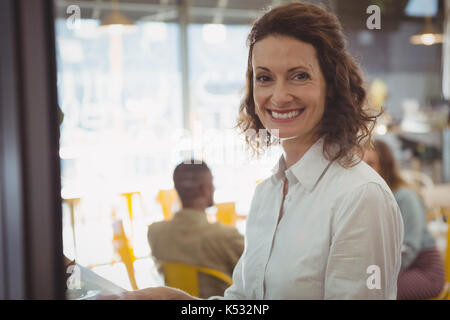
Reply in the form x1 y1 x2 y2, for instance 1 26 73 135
271 109 302 119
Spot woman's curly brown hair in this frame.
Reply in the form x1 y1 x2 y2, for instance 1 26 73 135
236 2 379 168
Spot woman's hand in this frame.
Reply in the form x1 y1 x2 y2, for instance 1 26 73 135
101 286 200 300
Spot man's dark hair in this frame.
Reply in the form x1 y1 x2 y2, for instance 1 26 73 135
173 160 211 205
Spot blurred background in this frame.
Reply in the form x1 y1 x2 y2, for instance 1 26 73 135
50 0 449 293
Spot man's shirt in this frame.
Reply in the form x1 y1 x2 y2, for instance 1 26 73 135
148 208 244 298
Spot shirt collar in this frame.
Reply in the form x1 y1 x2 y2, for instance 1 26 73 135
174 208 209 224
271 137 333 191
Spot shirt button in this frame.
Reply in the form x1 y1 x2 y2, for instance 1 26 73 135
286 195 291 201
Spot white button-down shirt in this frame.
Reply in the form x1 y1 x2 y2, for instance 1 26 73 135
212 138 404 299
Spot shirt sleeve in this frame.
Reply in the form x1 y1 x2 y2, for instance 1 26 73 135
395 189 426 268
324 182 404 300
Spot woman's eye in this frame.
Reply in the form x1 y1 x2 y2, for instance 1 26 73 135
293 72 310 80
256 75 271 82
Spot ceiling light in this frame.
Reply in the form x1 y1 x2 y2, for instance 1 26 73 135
99 0 137 34
410 16 443 46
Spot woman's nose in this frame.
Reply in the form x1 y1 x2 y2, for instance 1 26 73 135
271 81 293 107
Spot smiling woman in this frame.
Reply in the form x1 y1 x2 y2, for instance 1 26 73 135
221 2 404 300
115 2 405 300
237 3 376 167
251 36 327 157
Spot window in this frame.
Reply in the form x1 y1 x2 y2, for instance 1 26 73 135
56 18 183 290
55 3 281 294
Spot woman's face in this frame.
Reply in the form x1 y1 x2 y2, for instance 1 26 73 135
363 149 381 174
252 35 327 140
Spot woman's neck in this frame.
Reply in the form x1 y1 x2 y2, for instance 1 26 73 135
281 134 320 169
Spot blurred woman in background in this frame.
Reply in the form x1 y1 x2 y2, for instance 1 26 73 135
363 140 445 299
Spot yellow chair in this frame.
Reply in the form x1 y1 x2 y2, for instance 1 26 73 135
162 262 232 298
120 191 144 223
442 211 450 299
215 202 247 227
445 210 450 284
111 215 138 291
119 191 145 238
215 202 237 227
156 189 181 220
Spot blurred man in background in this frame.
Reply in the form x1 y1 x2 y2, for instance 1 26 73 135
147 160 244 298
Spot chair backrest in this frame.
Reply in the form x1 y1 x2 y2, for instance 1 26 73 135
161 262 232 297
156 189 181 220
215 202 237 227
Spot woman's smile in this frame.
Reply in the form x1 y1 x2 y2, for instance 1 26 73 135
266 108 306 122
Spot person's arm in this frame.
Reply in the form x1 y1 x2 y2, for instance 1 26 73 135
113 248 247 300
395 189 425 268
324 183 404 299
107 286 200 300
